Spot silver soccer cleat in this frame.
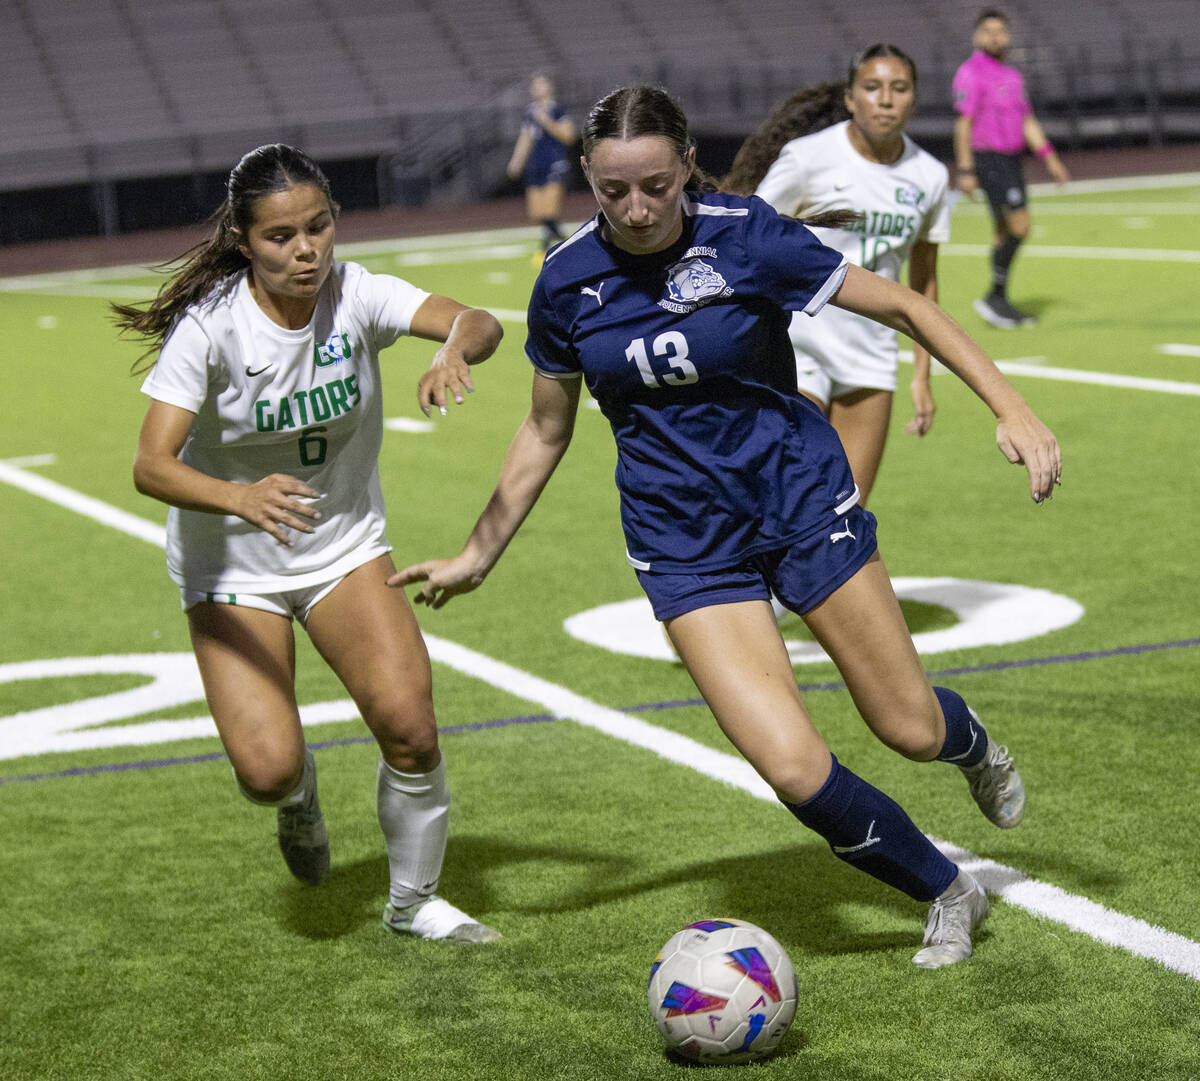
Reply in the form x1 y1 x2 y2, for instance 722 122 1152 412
276 753 330 887
960 735 1026 829
912 868 990 969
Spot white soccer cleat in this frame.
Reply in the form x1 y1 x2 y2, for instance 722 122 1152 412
960 735 1025 829
383 896 501 944
912 869 990 969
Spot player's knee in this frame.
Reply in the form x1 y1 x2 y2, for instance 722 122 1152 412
762 757 836 805
236 758 304 804
367 696 440 767
872 708 943 762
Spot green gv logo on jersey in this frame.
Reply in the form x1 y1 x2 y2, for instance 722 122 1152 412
315 333 353 367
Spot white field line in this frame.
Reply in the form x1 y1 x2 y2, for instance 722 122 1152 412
7 238 1197 300
896 352 1200 397
941 242 1200 262
955 201 1200 216
1026 172 1200 195
2 168 1196 294
0 460 166 546
2 458 1199 981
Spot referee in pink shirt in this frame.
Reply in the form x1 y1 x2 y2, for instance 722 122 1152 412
953 9 1070 328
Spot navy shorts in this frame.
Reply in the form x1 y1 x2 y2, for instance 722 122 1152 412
636 505 878 622
975 151 1027 217
525 156 569 188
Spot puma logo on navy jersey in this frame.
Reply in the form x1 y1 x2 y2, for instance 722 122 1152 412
829 519 855 543
580 282 605 306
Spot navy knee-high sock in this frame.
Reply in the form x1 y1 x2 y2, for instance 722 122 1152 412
783 755 957 902
933 686 987 768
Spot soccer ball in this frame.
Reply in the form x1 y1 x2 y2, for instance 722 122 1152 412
647 918 798 1064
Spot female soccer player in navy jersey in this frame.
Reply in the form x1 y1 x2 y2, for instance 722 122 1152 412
507 73 577 260
392 88 1062 968
114 144 502 944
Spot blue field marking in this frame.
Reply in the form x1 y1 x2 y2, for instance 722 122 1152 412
2 636 1196 787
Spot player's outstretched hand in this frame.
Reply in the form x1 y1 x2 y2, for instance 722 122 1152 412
234 474 322 545
388 555 484 609
995 408 1062 504
417 346 475 417
905 381 936 436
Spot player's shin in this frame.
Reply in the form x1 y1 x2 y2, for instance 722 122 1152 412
377 757 450 907
781 754 956 901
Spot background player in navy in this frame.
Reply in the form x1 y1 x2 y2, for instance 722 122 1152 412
507 73 576 260
393 87 1062 968
114 144 503 943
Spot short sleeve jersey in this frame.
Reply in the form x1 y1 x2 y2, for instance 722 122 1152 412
526 192 856 573
755 121 951 378
952 50 1031 154
141 260 429 593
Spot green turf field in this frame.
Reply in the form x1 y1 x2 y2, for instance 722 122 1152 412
2 175 1198 1080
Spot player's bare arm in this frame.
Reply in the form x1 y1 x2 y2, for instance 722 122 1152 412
390 371 580 606
134 399 320 544
832 265 1061 502
409 296 503 416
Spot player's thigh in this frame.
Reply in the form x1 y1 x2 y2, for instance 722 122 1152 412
187 601 305 795
800 554 943 760
827 388 893 505
304 554 438 759
526 182 564 219
665 600 832 801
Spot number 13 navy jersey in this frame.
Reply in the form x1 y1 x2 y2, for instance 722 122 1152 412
526 192 858 573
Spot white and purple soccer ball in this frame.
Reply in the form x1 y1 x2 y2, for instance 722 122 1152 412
647 918 798 1064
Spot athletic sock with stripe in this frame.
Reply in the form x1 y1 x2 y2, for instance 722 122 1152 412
783 754 957 902
934 685 988 768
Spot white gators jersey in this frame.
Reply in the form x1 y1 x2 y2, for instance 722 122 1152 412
141 260 429 594
756 121 951 387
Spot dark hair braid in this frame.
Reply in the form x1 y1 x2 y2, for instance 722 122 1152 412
112 144 338 372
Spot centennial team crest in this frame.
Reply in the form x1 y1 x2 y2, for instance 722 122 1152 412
664 257 728 305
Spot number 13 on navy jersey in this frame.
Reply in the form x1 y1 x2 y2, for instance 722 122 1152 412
625 331 698 388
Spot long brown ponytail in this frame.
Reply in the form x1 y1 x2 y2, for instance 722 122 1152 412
112 144 338 372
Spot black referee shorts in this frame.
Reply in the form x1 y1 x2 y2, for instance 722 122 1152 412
974 151 1028 218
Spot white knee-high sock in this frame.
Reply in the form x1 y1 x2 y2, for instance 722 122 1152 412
377 757 450 908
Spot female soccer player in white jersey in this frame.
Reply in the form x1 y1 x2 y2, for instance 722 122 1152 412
392 87 1062 968
725 45 948 505
112 144 503 943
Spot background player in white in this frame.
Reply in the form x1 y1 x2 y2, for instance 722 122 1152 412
391 87 1062 968
112 144 504 943
726 45 949 504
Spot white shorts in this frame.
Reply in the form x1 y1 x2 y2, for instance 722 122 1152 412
181 577 344 624
795 351 897 406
